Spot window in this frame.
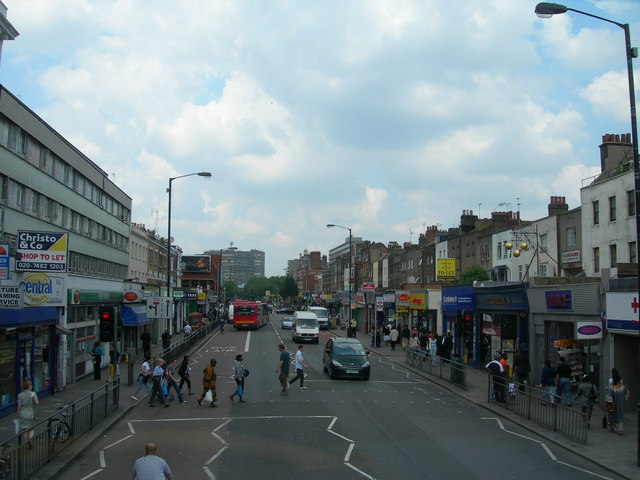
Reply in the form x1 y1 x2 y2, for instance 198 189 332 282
538 264 547 276
566 226 577 248
629 241 637 264
539 234 548 251
627 190 636 216
609 244 617 267
497 242 502 259
8 124 26 156
593 247 600 273
592 201 599 225
609 196 616 222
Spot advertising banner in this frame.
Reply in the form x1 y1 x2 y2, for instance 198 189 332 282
605 292 640 334
16 231 68 272
436 258 456 280
0 286 22 309
181 255 211 273
396 290 409 307
0 244 9 280
19 272 65 307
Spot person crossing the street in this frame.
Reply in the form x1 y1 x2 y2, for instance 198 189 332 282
289 345 308 390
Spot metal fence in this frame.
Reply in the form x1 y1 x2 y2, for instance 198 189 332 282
487 375 589 444
405 349 468 388
1 378 120 480
153 322 216 365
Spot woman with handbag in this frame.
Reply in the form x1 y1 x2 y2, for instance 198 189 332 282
198 358 218 407
16 379 39 449
229 354 248 403
605 373 630 435
131 356 152 401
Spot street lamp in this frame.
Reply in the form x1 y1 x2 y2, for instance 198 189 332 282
166 172 212 298
327 224 352 334
535 3 639 466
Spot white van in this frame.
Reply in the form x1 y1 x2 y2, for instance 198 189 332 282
308 306 329 330
292 311 319 344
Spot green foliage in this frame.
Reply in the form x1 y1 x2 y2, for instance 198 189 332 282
459 265 489 284
281 275 298 299
223 280 237 299
233 275 298 302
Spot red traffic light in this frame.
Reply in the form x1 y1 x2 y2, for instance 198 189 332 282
100 312 111 320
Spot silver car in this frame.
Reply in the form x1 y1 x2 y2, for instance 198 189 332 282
281 316 293 329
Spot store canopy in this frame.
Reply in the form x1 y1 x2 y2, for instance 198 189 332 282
0 307 58 328
122 304 150 326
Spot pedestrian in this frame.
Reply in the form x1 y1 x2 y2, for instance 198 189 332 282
409 333 419 350
148 358 169 408
91 341 104 380
389 326 399 351
607 367 622 386
198 358 218 407
512 347 531 389
177 355 193 395
429 334 438 364
400 325 411 350
419 331 428 356
183 322 192 335
276 344 290 395
132 355 152 400
539 359 556 405
166 359 186 404
219 315 225 333
132 442 174 480
15 379 39 449
485 353 505 403
554 356 572 406
575 374 598 427
499 353 510 379
442 332 453 362
230 354 247 403
382 325 390 346
141 327 151 358
161 329 171 350
605 373 630 435
107 342 120 382
289 345 308 390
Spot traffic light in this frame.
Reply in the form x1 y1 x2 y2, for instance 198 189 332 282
99 306 115 342
461 310 473 343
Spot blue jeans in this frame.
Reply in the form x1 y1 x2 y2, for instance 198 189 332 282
166 377 184 402
132 375 151 396
555 378 571 405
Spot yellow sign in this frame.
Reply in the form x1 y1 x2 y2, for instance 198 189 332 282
409 292 426 310
436 258 456 280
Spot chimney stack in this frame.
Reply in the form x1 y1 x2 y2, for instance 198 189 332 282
548 196 569 216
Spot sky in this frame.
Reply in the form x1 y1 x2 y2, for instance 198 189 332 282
1 0 638 277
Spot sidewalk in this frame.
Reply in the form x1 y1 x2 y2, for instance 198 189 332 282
350 330 638 480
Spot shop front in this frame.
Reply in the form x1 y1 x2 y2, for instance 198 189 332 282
441 285 475 364
474 282 529 369
604 290 639 407
408 291 427 330
528 283 602 388
0 306 58 417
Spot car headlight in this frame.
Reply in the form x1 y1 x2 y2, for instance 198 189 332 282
332 359 343 367
362 361 370 368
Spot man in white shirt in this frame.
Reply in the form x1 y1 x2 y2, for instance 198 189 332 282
288 345 308 390
183 322 192 335
132 442 174 480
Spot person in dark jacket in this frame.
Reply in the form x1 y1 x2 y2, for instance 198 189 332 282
555 356 573 406
539 359 556 405
513 348 531 391
141 327 151 358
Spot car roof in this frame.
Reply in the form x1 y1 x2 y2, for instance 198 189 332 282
333 338 362 345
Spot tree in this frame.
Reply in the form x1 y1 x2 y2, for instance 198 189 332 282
459 265 489 284
280 275 298 300
223 280 237 300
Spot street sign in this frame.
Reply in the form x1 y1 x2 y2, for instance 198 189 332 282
146 296 173 319
0 286 22 309
362 282 375 291
16 231 68 272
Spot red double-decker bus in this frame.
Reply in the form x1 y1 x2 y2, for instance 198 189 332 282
232 300 269 330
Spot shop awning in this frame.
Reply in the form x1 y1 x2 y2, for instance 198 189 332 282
0 307 58 328
122 304 150 326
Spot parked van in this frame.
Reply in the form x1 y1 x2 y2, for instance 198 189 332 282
308 306 329 330
292 311 319 344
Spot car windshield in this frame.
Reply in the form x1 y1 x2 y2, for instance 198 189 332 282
298 319 317 327
335 343 365 356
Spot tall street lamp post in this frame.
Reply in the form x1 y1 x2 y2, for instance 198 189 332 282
535 3 639 465
327 224 352 335
166 171 212 299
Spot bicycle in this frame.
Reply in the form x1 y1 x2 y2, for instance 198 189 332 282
49 404 72 445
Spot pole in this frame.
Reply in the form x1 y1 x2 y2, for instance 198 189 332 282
349 228 352 336
166 178 173 298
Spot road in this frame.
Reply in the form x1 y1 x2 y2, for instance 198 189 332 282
64 315 625 480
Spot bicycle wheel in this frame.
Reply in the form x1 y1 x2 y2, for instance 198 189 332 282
54 422 71 443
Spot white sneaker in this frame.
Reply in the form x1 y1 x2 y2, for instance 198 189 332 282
300 386 308 390
131 395 138 401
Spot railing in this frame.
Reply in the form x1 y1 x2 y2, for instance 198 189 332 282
487 375 589 444
153 321 216 365
405 349 467 388
1 378 120 480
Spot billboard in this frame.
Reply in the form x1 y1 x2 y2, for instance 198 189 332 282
181 255 211 273
436 258 456 280
16 231 68 272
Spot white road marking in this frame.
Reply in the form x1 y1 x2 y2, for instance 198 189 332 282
345 462 377 479
99 450 106 468
244 331 251 352
78 469 102 480
103 434 133 450
344 442 355 462
203 466 217 480
481 418 611 478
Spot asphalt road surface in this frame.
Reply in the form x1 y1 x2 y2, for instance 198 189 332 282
64 316 625 480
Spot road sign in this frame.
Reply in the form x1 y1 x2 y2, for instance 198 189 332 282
362 282 376 291
146 296 173 318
